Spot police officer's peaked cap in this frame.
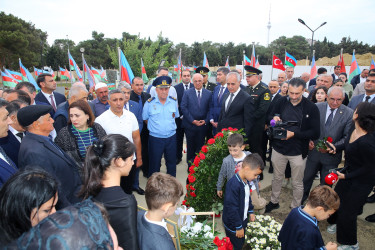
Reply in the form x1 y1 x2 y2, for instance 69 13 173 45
153 76 172 88
244 66 262 76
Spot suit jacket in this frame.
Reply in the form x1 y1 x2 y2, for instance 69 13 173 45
35 91 67 116
0 146 17 188
209 84 229 122
308 102 353 165
309 78 317 87
175 82 194 113
137 210 175 250
348 94 375 110
0 131 21 166
18 132 82 209
217 90 253 138
128 100 143 131
181 88 212 131
130 91 151 106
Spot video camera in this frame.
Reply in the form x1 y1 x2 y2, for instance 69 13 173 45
266 116 299 140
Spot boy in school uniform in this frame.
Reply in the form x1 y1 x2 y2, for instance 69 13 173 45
222 153 264 250
137 173 183 250
278 185 340 250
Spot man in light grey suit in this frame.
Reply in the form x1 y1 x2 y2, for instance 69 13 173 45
348 73 375 110
302 87 353 204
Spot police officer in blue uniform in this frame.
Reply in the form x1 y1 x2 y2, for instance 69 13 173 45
142 76 179 177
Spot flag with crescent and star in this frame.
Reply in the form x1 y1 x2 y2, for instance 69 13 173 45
285 51 297 67
272 55 285 71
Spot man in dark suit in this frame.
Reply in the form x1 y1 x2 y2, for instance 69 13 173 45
174 70 193 164
130 77 151 178
0 99 18 188
331 65 341 81
350 69 369 90
348 73 375 110
18 105 82 209
210 67 230 135
181 73 212 166
217 72 253 139
0 101 27 166
302 87 353 204
196 66 217 92
244 66 271 155
35 73 67 117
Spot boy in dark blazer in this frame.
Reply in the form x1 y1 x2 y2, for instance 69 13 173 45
137 173 183 250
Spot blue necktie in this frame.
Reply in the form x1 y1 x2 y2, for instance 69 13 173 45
325 108 335 131
138 95 143 108
218 86 224 102
197 90 201 107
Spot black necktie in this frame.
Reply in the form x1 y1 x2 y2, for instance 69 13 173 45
226 93 234 112
325 108 335 131
185 85 189 90
16 132 23 141
365 95 371 102
203 84 206 89
197 90 201 107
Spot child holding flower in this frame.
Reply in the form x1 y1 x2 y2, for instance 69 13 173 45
222 153 264 250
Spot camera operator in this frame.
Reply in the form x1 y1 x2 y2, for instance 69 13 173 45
265 78 320 213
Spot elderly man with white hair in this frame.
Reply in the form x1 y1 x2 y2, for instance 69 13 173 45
92 82 109 117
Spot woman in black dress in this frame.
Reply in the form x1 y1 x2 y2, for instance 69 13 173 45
79 134 138 250
326 102 375 249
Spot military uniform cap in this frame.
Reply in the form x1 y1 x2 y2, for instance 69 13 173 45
195 66 210 75
153 76 172 88
244 66 262 76
17 105 52 127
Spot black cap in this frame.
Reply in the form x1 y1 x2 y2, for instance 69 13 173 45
195 66 210 75
152 76 172 88
17 105 52 127
244 65 262 76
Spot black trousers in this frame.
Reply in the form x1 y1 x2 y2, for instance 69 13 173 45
224 219 248 250
175 118 184 161
140 126 149 177
327 179 373 245
185 127 207 166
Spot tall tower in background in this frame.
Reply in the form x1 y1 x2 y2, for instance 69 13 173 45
267 4 271 47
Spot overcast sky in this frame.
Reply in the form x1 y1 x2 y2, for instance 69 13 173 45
2 0 375 47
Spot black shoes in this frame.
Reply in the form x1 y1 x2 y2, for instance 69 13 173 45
366 193 375 203
265 202 280 213
133 187 145 195
365 214 375 222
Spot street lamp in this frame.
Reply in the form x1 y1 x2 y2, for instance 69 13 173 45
80 47 85 83
298 18 327 59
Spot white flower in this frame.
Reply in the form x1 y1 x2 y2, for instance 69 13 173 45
192 222 202 233
203 225 211 232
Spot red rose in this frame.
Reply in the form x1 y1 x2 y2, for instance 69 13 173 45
213 236 221 246
208 138 215 144
199 153 205 160
189 165 195 174
201 145 208 153
186 184 189 190
193 156 200 166
232 128 238 131
327 136 333 143
221 128 228 132
190 185 195 191
182 200 187 206
216 132 224 138
190 192 196 197
188 174 196 183
228 127 233 131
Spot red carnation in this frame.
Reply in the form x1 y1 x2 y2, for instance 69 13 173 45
189 165 195 174
327 136 333 143
221 128 228 132
228 127 233 131
213 236 221 246
193 156 200 166
188 174 196 183
190 192 196 197
186 184 189 190
208 138 215 144
201 145 208 153
232 128 238 131
182 200 187 206
199 153 206 160
216 132 224 138
190 185 195 191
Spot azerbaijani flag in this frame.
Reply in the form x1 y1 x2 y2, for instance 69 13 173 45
141 58 149 84
4 68 22 82
119 49 134 84
83 57 96 88
91 66 102 82
370 57 375 70
19 59 39 90
68 50 83 81
1 71 18 88
285 52 297 67
177 50 182 83
348 51 361 83
203 52 209 68
68 67 75 82
310 55 317 80
225 56 230 69
59 67 70 80
100 65 107 81
244 55 251 66
250 45 256 67
255 59 260 69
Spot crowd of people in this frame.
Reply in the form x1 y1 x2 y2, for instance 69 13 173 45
0 63 374 250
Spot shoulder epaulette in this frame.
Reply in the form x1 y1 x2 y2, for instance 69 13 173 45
261 82 268 89
147 97 155 102
169 96 177 101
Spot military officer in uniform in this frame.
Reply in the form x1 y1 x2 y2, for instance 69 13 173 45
196 66 217 92
244 66 271 157
142 76 179 178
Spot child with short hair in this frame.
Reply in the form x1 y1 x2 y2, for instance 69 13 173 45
222 153 264 250
137 173 183 250
279 185 340 250
217 134 266 212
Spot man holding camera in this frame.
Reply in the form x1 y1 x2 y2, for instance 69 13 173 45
265 78 320 212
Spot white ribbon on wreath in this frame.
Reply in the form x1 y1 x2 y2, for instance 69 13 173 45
175 205 196 227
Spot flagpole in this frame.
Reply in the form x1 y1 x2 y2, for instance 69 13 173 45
271 51 274 80
117 47 121 83
284 49 286 65
242 50 245 80
81 53 85 84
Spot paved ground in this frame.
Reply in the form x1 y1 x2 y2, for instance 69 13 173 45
133 150 375 249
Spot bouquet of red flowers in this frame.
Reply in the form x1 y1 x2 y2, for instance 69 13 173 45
315 136 333 152
213 236 233 250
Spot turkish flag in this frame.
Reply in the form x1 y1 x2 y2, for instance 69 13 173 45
272 55 285 71
338 55 346 73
